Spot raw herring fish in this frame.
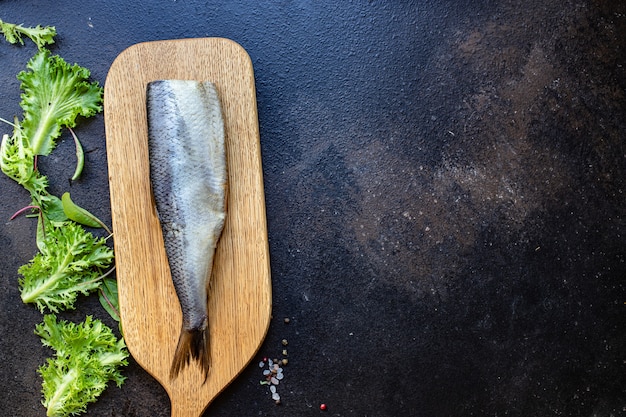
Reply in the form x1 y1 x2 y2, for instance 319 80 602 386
146 80 227 380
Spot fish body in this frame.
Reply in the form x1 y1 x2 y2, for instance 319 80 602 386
146 80 227 380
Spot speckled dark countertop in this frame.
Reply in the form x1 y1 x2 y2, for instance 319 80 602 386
1 1 625 416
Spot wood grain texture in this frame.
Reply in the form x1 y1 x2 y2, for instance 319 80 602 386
104 38 271 417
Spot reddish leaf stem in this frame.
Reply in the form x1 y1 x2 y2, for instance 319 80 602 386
10 205 40 220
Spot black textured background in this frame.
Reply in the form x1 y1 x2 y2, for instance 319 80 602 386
1 1 625 416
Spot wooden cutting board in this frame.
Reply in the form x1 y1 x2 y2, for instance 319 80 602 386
104 38 272 417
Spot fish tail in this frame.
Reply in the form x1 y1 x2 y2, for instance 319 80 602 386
169 325 210 381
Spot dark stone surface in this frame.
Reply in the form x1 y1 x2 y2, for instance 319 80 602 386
1 0 625 415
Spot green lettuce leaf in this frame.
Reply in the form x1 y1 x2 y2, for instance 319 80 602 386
18 49 103 156
0 126 48 196
61 192 105 229
0 19 56 49
99 277 120 323
19 221 114 312
35 314 128 417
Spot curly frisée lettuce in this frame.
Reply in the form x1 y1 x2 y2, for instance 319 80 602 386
0 19 56 49
19 221 114 313
18 49 103 156
0 124 48 196
35 314 128 417
1 49 103 210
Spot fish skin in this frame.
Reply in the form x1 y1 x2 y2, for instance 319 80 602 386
146 79 227 380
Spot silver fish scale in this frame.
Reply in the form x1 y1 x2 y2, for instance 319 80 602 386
147 80 227 332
